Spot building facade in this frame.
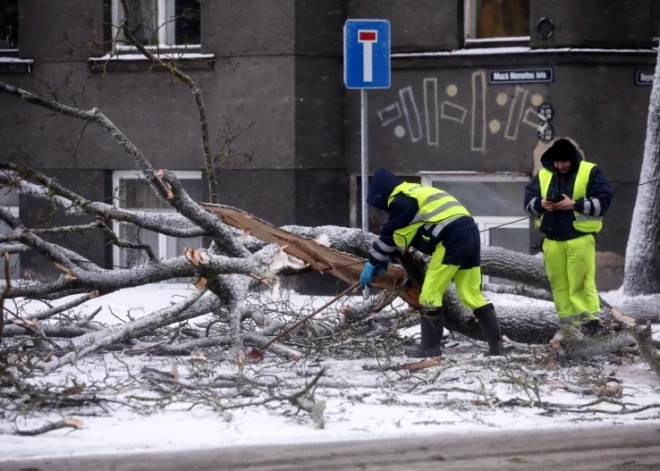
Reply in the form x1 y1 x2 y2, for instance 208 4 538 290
0 0 658 290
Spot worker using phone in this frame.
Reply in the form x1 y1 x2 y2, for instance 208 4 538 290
524 139 613 334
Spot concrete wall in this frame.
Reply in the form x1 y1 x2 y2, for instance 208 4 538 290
19 170 111 281
530 0 654 49
346 0 461 52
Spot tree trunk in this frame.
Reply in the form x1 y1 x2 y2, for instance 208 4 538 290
624 47 660 296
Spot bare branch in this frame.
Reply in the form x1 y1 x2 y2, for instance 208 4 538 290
2 323 94 338
15 418 84 436
96 218 156 261
0 253 8 345
3 250 262 299
38 288 218 371
157 170 250 257
483 283 554 302
29 221 99 235
0 243 31 254
0 170 206 238
0 162 245 257
24 291 100 322
119 0 218 204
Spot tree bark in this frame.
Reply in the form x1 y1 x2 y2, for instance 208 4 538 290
279 224 654 342
624 47 660 295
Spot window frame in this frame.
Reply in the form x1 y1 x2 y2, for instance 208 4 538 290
111 170 202 268
464 0 530 46
110 0 201 52
0 178 21 278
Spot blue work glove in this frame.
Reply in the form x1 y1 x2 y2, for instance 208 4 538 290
359 262 376 288
374 261 389 277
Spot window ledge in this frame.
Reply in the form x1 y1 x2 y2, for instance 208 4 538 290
115 44 202 52
465 37 530 48
88 52 214 62
392 46 658 59
418 171 530 182
0 57 34 74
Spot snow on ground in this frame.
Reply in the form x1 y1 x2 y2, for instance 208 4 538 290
2 285 660 462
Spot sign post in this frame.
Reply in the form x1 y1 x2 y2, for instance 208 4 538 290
344 19 391 233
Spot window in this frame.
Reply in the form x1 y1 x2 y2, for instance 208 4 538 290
0 0 18 53
112 0 201 49
0 179 20 278
112 171 203 269
465 0 530 41
420 172 531 285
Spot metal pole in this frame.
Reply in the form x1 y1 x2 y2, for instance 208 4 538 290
360 88 369 233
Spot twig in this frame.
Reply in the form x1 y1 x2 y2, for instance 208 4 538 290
251 282 360 356
29 222 99 234
15 418 83 436
0 169 205 238
0 252 10 346
24 291 100 322
119 0 218 203
96 218 156 261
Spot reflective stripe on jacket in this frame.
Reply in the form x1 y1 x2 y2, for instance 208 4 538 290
386 182 470 250
537 161 603 234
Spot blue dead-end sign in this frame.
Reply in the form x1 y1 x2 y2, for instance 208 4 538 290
344 19 391 89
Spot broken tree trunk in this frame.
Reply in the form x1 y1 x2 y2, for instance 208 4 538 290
203 205 656 345
623 47 660 296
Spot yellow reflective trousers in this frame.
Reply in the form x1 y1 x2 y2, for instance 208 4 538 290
419 242 489 310
542 235 600 325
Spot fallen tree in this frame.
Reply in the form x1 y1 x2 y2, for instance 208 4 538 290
0 0 659 389
1 82 658 370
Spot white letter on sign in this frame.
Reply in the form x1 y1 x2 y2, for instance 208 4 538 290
358 30 377 82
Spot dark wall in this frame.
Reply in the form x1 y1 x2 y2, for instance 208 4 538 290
1 58 296 173
295 0 345 56
5 0 302 173
530 0 654 49
294 57 344 171
216 170 296 225
19 0 104 61
347 67 544 175
294 2 348 228
19 170 110 281
351 56 653 180
346 0 460 52
202 0 295 56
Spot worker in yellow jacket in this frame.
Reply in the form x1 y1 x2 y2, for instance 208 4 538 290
524 139 613 334
359 169 503 358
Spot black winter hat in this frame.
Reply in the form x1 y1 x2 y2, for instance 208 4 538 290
543 138 578 162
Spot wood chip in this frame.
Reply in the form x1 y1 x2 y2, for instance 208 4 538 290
611 307 637 327
54 262 77 280
63 417 85 429
195 277 208 290
238 229 252 243
399 358 442 371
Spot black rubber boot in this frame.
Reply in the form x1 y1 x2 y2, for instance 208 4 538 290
473 303 503 356
405 309 444 358
579 318 604 336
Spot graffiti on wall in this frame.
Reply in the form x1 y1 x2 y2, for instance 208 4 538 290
377 70 549 153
